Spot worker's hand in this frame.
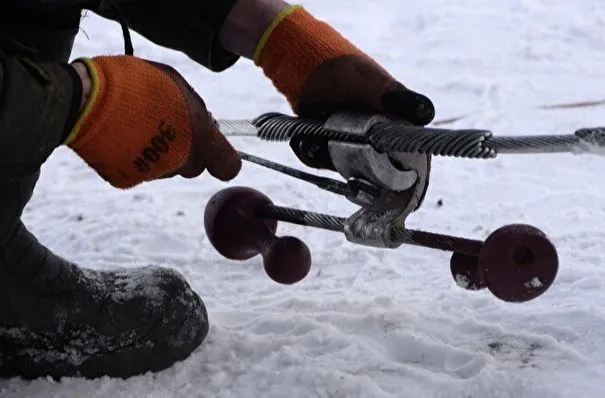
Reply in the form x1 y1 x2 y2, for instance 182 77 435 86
254 5 435 168
65 55 241 189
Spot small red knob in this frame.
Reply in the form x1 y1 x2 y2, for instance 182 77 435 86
450 252 486 291
204 186 311 284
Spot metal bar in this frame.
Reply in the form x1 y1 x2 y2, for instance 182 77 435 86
391 227 483 257
256 203 484 256
239 151 352 197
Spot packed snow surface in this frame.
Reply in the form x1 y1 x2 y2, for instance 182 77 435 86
3 0 605 397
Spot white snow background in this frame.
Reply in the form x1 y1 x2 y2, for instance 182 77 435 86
3 0 605 397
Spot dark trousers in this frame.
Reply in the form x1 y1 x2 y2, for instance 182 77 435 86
0 18 79 325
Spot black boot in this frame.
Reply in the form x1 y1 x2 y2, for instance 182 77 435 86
0 174 209 380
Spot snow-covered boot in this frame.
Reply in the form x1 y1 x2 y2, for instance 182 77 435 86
0 173 209 379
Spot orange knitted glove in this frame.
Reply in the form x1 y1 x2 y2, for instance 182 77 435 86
254 5 435 124
64 56 241 189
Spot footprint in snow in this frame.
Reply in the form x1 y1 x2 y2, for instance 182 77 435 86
484 337 544 369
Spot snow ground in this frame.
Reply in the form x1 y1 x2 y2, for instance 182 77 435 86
3 0 605 397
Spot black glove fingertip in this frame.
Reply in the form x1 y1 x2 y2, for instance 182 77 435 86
381 87 435 125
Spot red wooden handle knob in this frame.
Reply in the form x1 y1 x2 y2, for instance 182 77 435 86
204 186 311 284
478 223 558 302
450 224 558 302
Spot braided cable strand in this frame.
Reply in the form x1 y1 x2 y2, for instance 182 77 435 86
257 205 345 231
256 204 485 255
256 114 329 141
254 113 367 143
391 226 483 256
219 113 605 157
368 123 605 158
573 127 605 154
368 124 496 158
216 119 260 136
488 135 580 154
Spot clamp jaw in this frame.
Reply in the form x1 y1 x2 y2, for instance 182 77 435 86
323 113 431 248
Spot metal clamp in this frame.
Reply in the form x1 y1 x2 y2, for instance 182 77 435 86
324 113 431 248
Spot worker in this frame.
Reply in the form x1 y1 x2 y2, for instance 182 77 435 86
0 0 434 379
